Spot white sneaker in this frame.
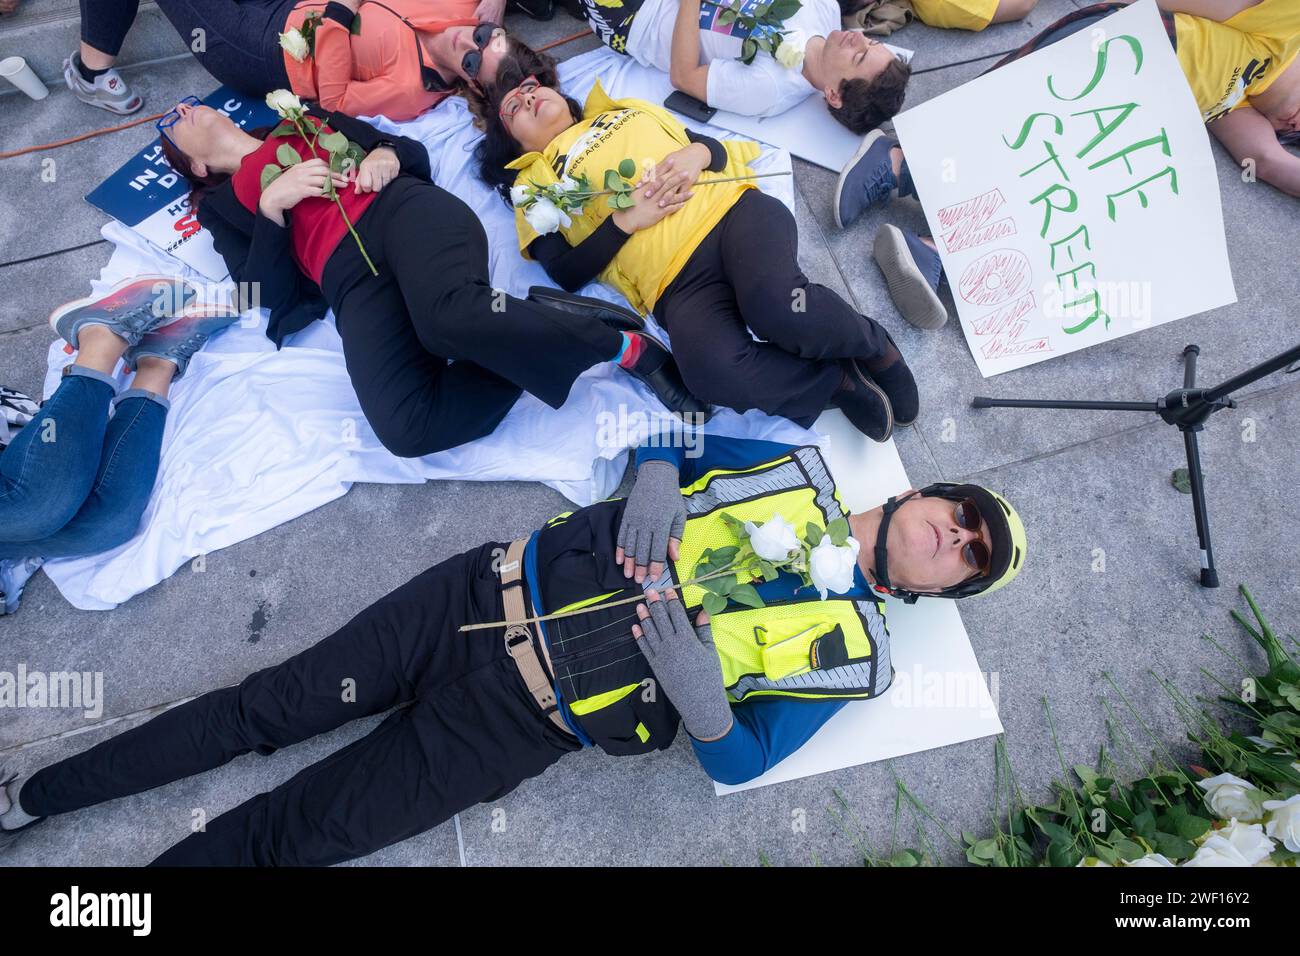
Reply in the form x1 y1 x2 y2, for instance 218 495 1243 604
62 54 142 115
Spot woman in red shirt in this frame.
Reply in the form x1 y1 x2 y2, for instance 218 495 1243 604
66 0 538 120
159 98 704 457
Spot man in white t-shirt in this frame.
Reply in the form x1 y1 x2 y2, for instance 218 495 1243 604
579 0 911 133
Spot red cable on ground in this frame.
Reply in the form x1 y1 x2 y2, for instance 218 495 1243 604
0 27 593 161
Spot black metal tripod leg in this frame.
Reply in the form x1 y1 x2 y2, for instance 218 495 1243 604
1183 344 1198 388
1182 427 1219 588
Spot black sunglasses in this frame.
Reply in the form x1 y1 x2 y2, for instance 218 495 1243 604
156 95 200 149
418 21 502 92
953 498 991 575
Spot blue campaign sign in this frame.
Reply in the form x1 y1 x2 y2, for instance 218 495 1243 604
85 87 279 279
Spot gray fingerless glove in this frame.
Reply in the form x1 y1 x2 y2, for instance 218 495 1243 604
637 595 733 742
617 459 687 575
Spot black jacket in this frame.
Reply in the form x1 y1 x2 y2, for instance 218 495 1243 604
196 106 432 347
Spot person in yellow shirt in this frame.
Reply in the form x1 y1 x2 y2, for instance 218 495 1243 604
473 60 920 441
908 0 1039 33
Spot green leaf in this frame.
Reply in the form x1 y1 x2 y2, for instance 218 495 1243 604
259 163 284 190
758 560 779 581
271 123 299 138
604 168 624 191
318 131 349 154
346 144 366 167
702 592 727 616
804 522 824 547
1112 838 1146 862
720 512 747 534
329 150 346 174
729 584 764 609
1171 467 1192 493
767 0 803 21
709 546 740 566
700 577 735 597
617 158 636 179
349 11 362 35
275 144 301 167
1152 831 1196 860
718 9 737 25
740 37 759 65
826 517 850 547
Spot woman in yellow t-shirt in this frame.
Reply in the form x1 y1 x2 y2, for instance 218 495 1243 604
473 65 919 441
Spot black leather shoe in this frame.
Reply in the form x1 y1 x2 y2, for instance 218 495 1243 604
832 361 893 441
527 286 646 333
625 332 714 424
854 329 918 426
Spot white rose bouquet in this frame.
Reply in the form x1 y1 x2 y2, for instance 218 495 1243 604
693 512 860 615
511 158 790 235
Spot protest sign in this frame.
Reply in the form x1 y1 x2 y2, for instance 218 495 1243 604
86 87 278 281
893 0 1236 377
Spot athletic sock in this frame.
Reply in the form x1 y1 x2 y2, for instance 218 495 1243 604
73 52 109 83
615 332 645 370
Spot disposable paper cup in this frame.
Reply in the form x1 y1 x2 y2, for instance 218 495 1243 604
0 56 49 100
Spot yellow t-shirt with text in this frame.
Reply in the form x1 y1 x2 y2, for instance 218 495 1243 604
508 81 760 315
1174 0 1300 123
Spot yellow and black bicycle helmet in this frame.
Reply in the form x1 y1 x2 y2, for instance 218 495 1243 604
870 482 1027 603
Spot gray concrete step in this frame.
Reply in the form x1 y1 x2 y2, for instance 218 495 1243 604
0 0 188 92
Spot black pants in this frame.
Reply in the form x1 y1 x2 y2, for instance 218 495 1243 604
323 178 624 458
17 542 581 866
80 0 293 94
654 190 890 425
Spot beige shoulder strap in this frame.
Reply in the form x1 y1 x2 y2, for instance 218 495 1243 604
500 537 572 737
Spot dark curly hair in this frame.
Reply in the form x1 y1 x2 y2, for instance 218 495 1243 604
828 57 912 135
468 45 583 204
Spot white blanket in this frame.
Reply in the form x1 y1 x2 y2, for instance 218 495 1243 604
41 48 810 610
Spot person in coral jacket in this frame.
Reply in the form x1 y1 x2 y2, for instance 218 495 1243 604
62 0 539 121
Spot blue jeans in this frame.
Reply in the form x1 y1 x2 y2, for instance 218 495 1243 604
0 367 168 561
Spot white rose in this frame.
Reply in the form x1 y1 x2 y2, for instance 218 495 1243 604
1075 856 1112 867
774 29 806 70
744 514 800 562
1261 794 1300 852
509 184 531 208
265 88 304 118
1198 772 1264 821
522 196 571 235
808 534 860 600
278 28 310 63
556 176 582 194
1184 819 1275 867
1124 853 1174 867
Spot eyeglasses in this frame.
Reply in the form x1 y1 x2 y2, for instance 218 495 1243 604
498 75 540 121
156 95 200 149
461 22 503 81
953 498 991 575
